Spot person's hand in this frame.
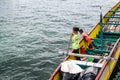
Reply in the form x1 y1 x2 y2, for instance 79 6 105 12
70 33 73 36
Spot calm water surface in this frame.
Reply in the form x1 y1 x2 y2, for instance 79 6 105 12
0 0 119 80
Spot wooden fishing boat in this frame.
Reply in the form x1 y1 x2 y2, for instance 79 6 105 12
49 1 120 80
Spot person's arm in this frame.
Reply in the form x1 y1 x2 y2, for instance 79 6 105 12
83 36 87 42
83 36 86 39
70 33 73 41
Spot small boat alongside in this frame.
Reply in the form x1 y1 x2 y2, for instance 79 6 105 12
49 1 120 80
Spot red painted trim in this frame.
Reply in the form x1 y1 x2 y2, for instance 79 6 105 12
95 60 107 80
109 38 120 56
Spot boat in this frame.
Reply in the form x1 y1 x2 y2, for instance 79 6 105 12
49 1 120 80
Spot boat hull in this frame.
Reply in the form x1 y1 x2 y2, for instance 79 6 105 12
49 1 120 80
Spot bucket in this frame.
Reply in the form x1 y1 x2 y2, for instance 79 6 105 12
80 46 85 54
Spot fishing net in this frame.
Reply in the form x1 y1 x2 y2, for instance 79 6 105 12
86 32 118 55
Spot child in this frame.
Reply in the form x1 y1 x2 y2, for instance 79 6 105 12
79 29 94 50
70 27 80 60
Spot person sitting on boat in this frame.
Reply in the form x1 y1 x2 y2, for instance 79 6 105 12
70 27 80 60
79 29 94 50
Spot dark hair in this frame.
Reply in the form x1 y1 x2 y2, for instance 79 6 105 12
73 27 79 32
79 29 83 33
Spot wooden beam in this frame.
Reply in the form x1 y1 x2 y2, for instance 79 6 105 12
68 60 103 68
68 53 118 61
68 53 103 59
109 11 120 12
103 23 120 26
108 21 120 23
103 32 120 36
87 49 110 54
92 38 117 42
104 16 120 18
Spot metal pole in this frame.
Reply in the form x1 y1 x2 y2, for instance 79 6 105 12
100 6 103 50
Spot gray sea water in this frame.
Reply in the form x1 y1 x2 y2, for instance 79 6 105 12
0 0 119 80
